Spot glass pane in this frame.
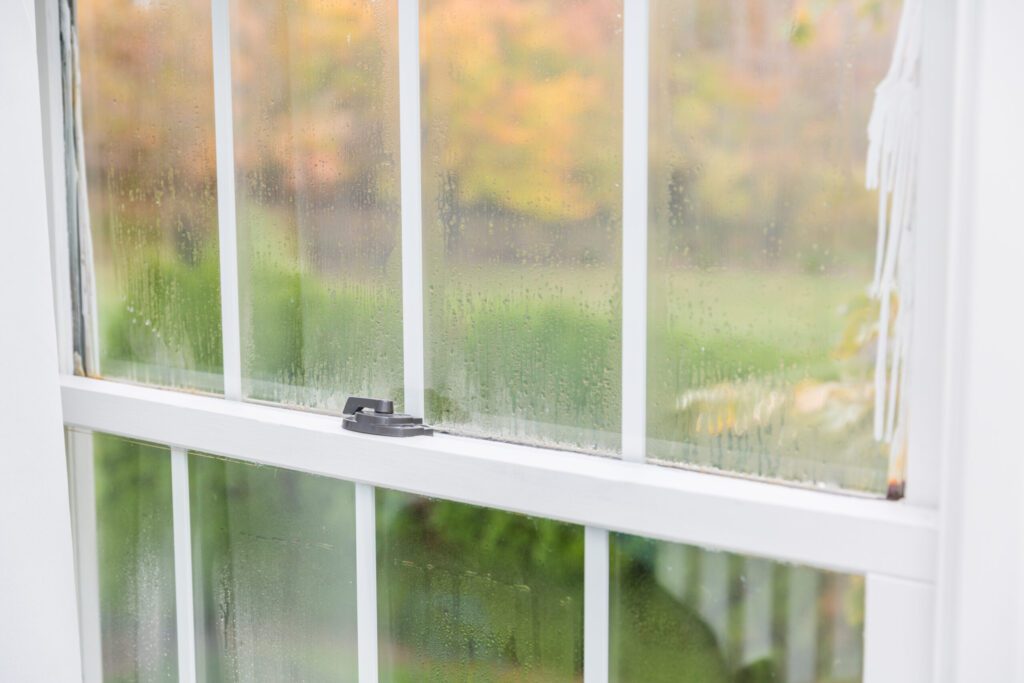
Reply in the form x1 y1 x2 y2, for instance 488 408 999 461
73 431 178 682
377 490 584 681
77 0 222 392
422 0 623 452
232 0 404 410
610 534 864 682
189 455 358 681
646 0 902 492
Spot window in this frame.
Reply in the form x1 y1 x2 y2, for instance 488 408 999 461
420 0 624 452
231 0 404 409
71 432 178 681
75 0 222 392
46 0 951 681
646 0 900 493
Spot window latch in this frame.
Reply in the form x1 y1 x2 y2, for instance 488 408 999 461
342 397 433 437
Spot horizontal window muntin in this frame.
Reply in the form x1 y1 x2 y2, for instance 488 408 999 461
62 376 937 582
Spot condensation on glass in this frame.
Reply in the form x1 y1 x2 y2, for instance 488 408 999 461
610 534 864 682
189 454 358 682
69 430 179 682
231 0 404 410
421 0 624 452
646 0 902 492
76 0 222 392
376 490 584 681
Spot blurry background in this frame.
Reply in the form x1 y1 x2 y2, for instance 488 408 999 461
73 0 896 680
77 0 898 491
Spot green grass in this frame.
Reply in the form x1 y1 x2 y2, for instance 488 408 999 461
94 243 885 491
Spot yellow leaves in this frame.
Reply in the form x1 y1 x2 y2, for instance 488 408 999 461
287 109 358 187
422 0 621 223
680 383 787 437
833 293 878 361
792 379 870 415
227 0 402 196
678 377 874 443
77 0 217 199
695 403 736 437
832 291 902 365
789 6 815 47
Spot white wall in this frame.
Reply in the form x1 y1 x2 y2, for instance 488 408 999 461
936 0 1024 680
0 1 84 680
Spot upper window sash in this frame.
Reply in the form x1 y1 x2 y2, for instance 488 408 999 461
56 0 948 501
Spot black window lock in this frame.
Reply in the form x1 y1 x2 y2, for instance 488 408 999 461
342 397 433 437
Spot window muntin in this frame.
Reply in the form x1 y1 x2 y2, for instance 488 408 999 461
645 0 901 493
232 0 405 411
421 0 624 453
76 0 223 393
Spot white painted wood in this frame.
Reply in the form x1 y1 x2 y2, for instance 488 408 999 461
355 483 379 683
864 575 933 683
38 11 100 676
171 447 197 682
35 0 74 375
0 1 83 676
934 1 1024 680
211 0 242 400
621 0 649 463
398 0 425 418
584 527 609 683
904 0 955 507
60 376 938 581
931 0 980 676
67 430 103 683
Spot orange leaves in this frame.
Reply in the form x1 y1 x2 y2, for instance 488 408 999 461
422 0 621 223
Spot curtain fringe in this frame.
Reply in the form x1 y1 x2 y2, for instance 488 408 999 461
865 0 923 491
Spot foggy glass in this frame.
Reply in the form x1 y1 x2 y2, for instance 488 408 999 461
77 0 223 392
646 0 902 492
71 431 179 683
377 489 585 681
189 455 359 682
610 534 864 682
231 0 404 410
421 0 624 452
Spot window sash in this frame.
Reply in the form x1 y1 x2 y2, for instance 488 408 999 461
41 0 957 681
56 0 953 502
63 374 938 681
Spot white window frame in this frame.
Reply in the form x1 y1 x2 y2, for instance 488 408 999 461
9 0 1023 681
0 4 82 681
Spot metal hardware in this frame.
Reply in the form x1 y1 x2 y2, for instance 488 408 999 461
342 396 433 437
